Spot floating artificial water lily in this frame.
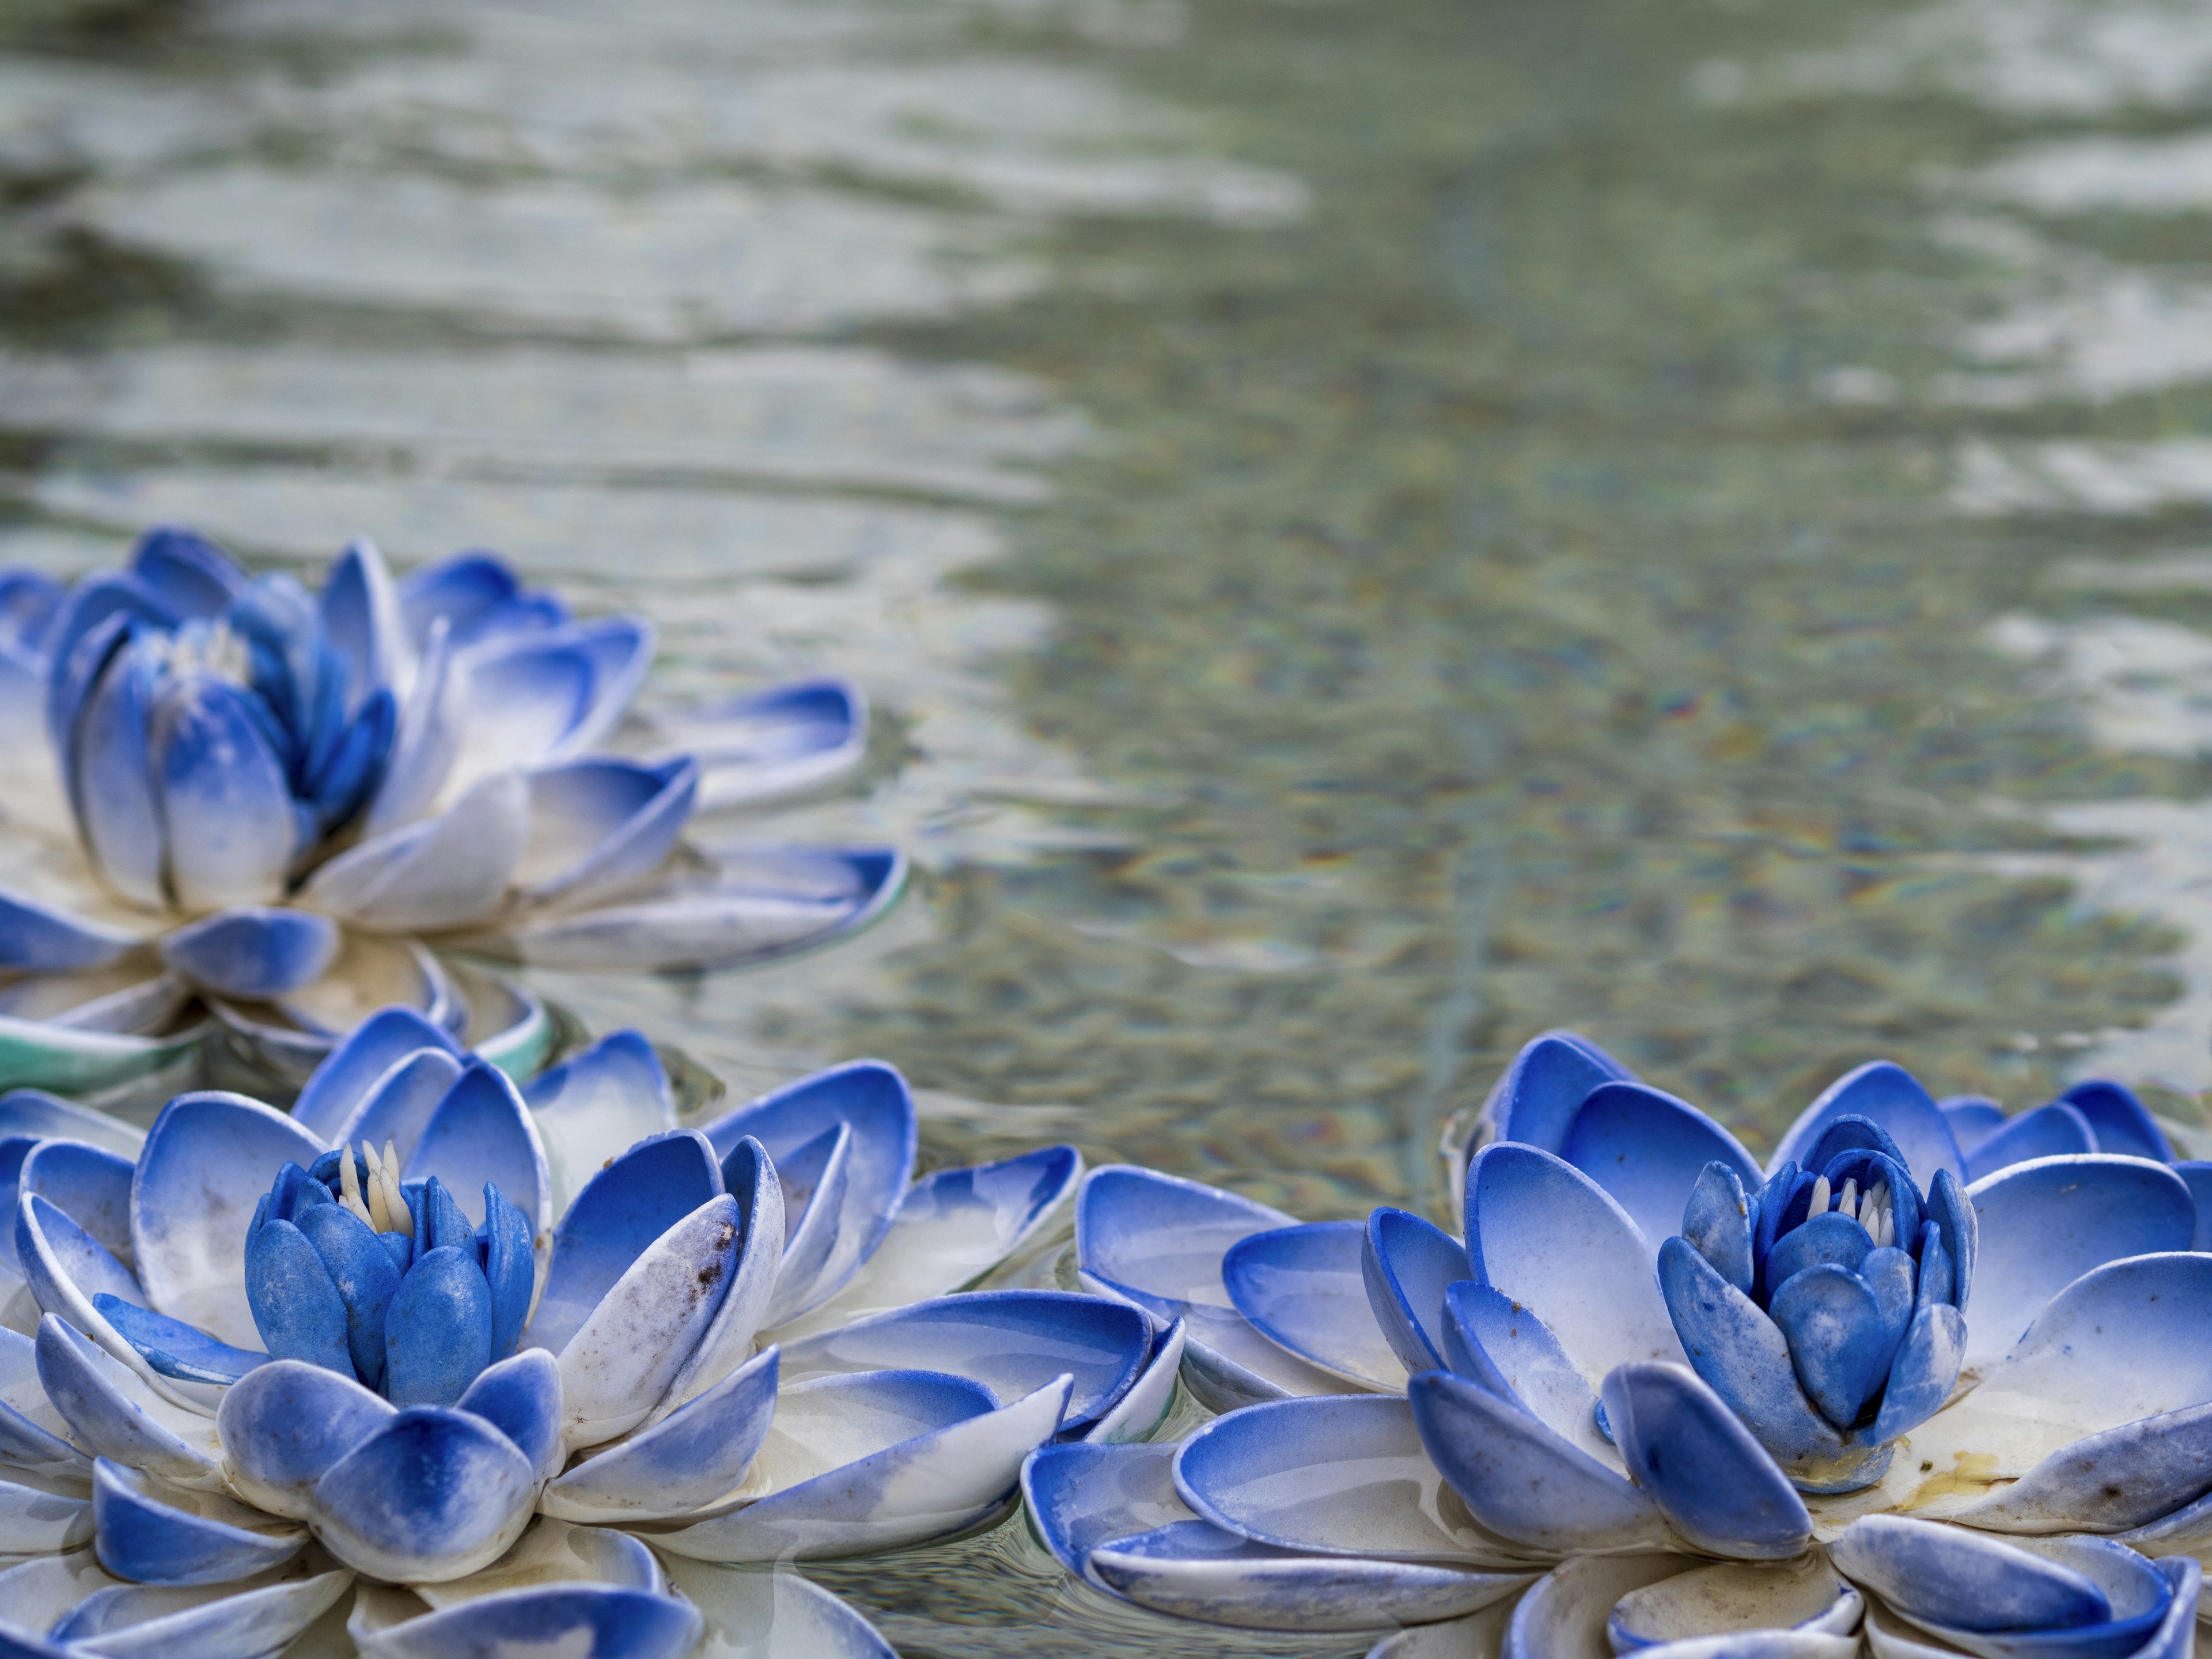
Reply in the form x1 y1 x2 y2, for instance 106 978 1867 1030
0 529 898 1097
0 1012 1165 1657
1039 1030 2212 1643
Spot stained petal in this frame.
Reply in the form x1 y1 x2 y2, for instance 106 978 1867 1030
157 908 340 1002
521 1030 678 1219
1481 1029 1636 1155
287 1006 460 1144
524 1130 722 1355
777 1291 1151 1429
1961 1103 2096 1185
308 1407 539 1583
216 1358 396 1520
1771 1063 1964 1194
1358 1207 1465 1380
654 1369 1066 1562
1464 1143 1684 1392
1442 1282 1612 1461
1962 1154 2195 1370
1222 1221 1406 1391
1559 1083 1762 1260
33 1316 220 1486
92 1459 304 1585
650 1137 783 1421
1408 1368 1668 1554
540 1346 778 1522
512 757 696 913
1600 1362 1811 1560
131 1091 327 1350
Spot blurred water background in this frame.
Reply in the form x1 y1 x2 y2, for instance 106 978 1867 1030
12 0 2212 1647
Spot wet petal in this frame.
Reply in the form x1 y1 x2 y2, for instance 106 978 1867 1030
34 1315 220 1485
512 756 696 913
92 1458 304 1585
1222 1219 1406 1391
1175 1393 1509 1563
1358 1207 1465 1379
778 1291 1152 1429
1600 1362 1812 1560
1480 1029 1635 1154
157 907 340 1001
1962 1101 2096 1184
151 674 297 910
540 1345 778 1522
217 1358 396 1520
454 1349 564 1483
521 1029 678 1219
1022 1438 1192 1577
1655 1238 1845 1469
1771 1062 1964 1194
301 772 531 931
655 1370 1067 1562
132 1090 327 1350
1502 1555 1709 1659
1408 1368 1668 1554
1560 1082 1762 1261
1963 1154 2195 1370
309 1407 539 1582
1465 1143 1684 1391
524 1129 722 1355
288 1006 461 1144
555 1194 740 1448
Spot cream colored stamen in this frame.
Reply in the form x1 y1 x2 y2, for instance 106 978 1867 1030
1808 1174 1830 1217
1838 1178 1858 1221
376 1141 413 1238
361 1139 391 1232
336 1146 376 1229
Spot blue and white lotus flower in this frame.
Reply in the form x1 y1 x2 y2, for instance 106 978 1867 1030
1035 1030 2212 1654
0 1012 1171 1658
0 529 898 1097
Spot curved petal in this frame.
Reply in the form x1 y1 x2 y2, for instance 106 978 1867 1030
777 1290 1151 1429
353 1586 700 1659
513 757 696 913
540 1345 779 1522
768 1144 1080 1342
0 1550 115 1637
396 552 565 652
520 1029 678 1219
307 1407 539 1583
157 908 339 1002
319 540 402 714
1465 1143 1684 1392
449 618 653 795
524 1129 724 1355
650 1137 783 1422
1359 1207 1466 1379
1503 1553 1838 1659
654 1369 1066 1562
0 1468 94 1554
288 1006 461 1145
657 1558 893 1659
361 613 462 836
0 886 142 974
35 1315 221 1485
671 677 869 810
0 1326 93 1477
401 1060 552 1247
1223 1220 1406 1391
1869 1301 1964 1444
92 1459 304 1585
455 1349 564 1483
1830 1516 2116 1630
217 1358 396 1520
1559 1083 1762 1260
1480 1029 1636 1155
131 1091 326 1349
1962 1155 2196 1370
130 528 245 618
330 1048 467 1176
1771 1063 1964 1194
460 968 554 1080
476 843 907 972
301 772 530 932
1441 1282 1611 1457
15 1194 190 1412
1683 1161 1754 1294
150 673 297 911
555 1194 740 1448
47 575 173 749
1175 1394 1512 1564
1961 1103 2096 1184
384 1244 494 1407
1601 1363 1812 1560
0 1089 145 1155
1086 1317 1187 1445
1942 1097 2006 1156
1022 1439 1193 1577
51 1561 353 1659
1767 1265 1887 1430
1609 1557 1862 1650
1408 1368 1669 1554
96 1296 266 1388
2060 1080 2173 1162
707 1059 916 1324
20 1137 135 1268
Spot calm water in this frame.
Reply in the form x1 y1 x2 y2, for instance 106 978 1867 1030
12 0 2212 1648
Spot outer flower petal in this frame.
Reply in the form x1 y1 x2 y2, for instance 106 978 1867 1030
0 887 143 976
301 772 530 932
18 1138 134 1268
157 907 339 1001
2060 1080 2173 1162
1361 1206 1468 1378
1960 1102 2095 1184
0 1327 93 1477
1607 1558 1861 1652
1770 1062 1964 1194
1558 1082 1762 1261
287 1006 460 1144
306 1407 538 1583
1022 1440 1194 1579
1830 1515 2119 1630
329 1048 467 1175
654 677 869 810
1086 1317 1188 1445
129 528 246 618
90 1458 305 1585
524 1129 723 1354
455 1349 565 1483
1600 1362 1812 1560
318 540 402 714
648 1136 783 1422
1479 1029 1635 1155
510 756 696 913
1224 1220 1407 1391
0 1468 94 1554
1502 1554 1804 1659
657 1556 892 1658
1441 1281 1615 1464
521 1029 679 1219
217 1358 396 1520
400 1061 551 1247
33 1315 221 1486
539 1344 778 1522
350 1583 700 1659
46 1560 354 1659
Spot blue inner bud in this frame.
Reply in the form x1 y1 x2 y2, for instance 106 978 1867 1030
243 1154 533 1405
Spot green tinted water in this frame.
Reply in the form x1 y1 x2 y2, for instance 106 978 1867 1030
9 0 2212 1648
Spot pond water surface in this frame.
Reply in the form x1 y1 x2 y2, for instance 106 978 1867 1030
10 0 2212 1649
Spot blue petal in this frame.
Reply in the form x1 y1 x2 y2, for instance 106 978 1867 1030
1087 1316 1188 1445
18 1137 134 1266
1215 1219 1404 1389
354 1586 703 1659
1175 1394 1505 1562
1770 1062 1964 1194
762 1124 848 1327
1926 1166 1974 1305
521 1029 679 1217
0 566 63 657
651 1136 784 1418
1441 1282 1611 1459
1963 1101 2096 1184
92 1457 304 1586
675 677 869 809
244 1218 353 1378
1504 1556 1749 1659
330 1047 466 1174
384 1247 494 1407
2061 1080 2174 1162
1408 1368 1665 1553
1074 1164 1297 1321
1828 1515 2108 1631
51 1565 357 1659
541 1345 779 1522
15 1194 153 1396
1358 1207 1466 1380
157 907 339 1001
1862 1245 1915 1362
1654 1237 1847 1470
1682 1161 1754 1294
1482 1029 1635 1154
525 1128 723 1353
317 540 400 713
46 574 174 748
214 1358 395 1520
0 1088 145 1156
1791 1148 1919 1275
1607 1558 1862 1652
66 641 166 908
129 528 245 618
1763 1211 1873 1303
307 1406 537 1583
514 756 696 911
1560 1082 1762 1260
454 1348 565 1481
1022 1440 1194 1577
658 1560 891 1659
1941 1096 2006 1156
479 1185 533 1361
397 551 535 647
291 1198 402 1390
1599 1362 1811 1559
1766 1264 1885 1429
289 1005 461 1144
1464 1143 1685 1389
150 673 298 910
401 1060 551 1243
0 886 141 975
1914 1220 1955 1313
358 615 461 835
1963 1154 2194 1369
777 1291 1151 1429
33 1313 219 1483
304 772 531 931
2179 1161 2212 1252
703 1059 916 1321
